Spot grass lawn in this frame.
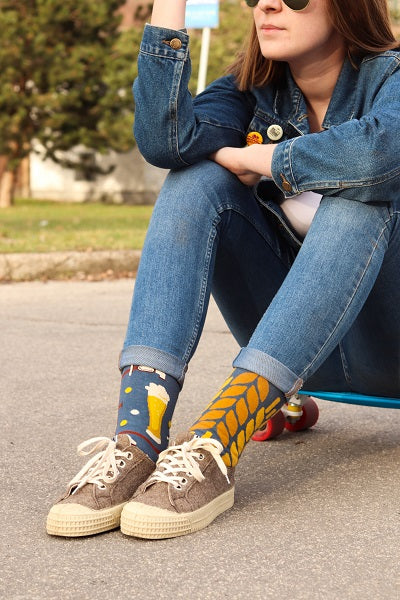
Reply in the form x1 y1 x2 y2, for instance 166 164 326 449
0 199 153 253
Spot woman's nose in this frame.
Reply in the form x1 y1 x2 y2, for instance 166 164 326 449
256 0 282 11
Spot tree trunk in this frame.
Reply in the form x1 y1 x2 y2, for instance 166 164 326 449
16 157 31 198
0 169 16 208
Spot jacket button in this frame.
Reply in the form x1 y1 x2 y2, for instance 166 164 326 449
267 124 283 141
280 173 292 193
246 131 263 145
170 38 182 50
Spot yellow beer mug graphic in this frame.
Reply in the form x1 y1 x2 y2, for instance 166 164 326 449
145 383 170 444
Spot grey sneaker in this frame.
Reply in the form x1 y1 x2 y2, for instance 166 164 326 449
120 434 234 539
46 435 155 537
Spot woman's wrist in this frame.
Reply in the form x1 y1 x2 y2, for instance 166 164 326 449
151 0 187 30
246 143 275 178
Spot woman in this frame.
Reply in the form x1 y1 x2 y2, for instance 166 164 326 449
47 0 400 539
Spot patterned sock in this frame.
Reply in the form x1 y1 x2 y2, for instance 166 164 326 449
116 365 180 462
190 367 286 467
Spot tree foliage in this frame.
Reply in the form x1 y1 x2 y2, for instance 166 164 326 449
0 0 140 205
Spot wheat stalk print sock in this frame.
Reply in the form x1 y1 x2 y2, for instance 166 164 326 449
116 365 180 462
190 368 286 467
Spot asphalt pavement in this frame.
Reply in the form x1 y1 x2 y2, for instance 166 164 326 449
1 279 399 600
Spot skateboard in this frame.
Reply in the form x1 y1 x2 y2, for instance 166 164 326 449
252 390 400 442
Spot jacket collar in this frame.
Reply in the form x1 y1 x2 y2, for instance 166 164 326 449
274 57 359 134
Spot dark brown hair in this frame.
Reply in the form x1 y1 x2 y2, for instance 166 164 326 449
228 0 399 91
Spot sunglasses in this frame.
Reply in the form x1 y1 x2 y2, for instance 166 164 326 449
245 0 310 10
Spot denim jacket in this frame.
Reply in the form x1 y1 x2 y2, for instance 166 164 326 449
133 24 400 205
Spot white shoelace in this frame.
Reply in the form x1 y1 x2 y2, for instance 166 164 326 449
148 436 230 490
68 436 136 494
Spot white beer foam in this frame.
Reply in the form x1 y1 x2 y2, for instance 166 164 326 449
145 382 170 404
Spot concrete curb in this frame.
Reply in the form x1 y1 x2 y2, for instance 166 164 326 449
0 249 141 282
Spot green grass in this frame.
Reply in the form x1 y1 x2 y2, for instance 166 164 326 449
0 199 153 253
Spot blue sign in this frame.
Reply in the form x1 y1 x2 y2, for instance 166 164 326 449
185 0 219 28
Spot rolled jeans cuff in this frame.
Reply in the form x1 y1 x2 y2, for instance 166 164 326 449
233 347 303 397
119 345 187 386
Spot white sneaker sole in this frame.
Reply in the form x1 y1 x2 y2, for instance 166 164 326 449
46 502 126 537
120 488 234 539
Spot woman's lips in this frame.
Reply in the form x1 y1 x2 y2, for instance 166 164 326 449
261 24 284 31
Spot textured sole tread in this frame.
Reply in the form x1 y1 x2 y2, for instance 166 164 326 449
120 488 234 539
46 501 126 537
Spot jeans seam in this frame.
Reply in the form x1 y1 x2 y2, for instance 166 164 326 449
338 341 352 386
181 213 220 364
299 216 392 380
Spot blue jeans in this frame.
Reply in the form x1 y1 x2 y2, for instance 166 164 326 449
120 161 400 398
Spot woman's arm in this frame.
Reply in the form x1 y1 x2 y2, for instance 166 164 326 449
151 0 186 29
133 23 254 169
270 58 400 202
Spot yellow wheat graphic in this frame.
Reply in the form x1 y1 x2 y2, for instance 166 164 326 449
191 371 282 466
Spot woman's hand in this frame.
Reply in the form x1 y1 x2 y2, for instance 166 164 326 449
211 147 262 186
210 144 276 186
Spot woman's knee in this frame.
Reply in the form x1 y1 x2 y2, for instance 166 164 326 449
143 161 234 248
156 160 247 218
168 159 239 191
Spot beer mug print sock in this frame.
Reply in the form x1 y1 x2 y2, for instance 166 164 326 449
190 367 286 467
116 365 180 462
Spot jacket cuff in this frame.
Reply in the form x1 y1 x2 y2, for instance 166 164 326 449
271 138 299 197
140 23 189 60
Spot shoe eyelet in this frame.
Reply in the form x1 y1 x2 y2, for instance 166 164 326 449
198 453 205 460
175 484 182 490
180 478 188 485
119 460 126 468
98 483 106 490
126 452 133 460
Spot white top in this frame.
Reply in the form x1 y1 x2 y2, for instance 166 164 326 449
280 191 323 237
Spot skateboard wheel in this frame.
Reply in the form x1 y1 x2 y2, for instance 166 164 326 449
252 410 286 441
284 397 319 432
